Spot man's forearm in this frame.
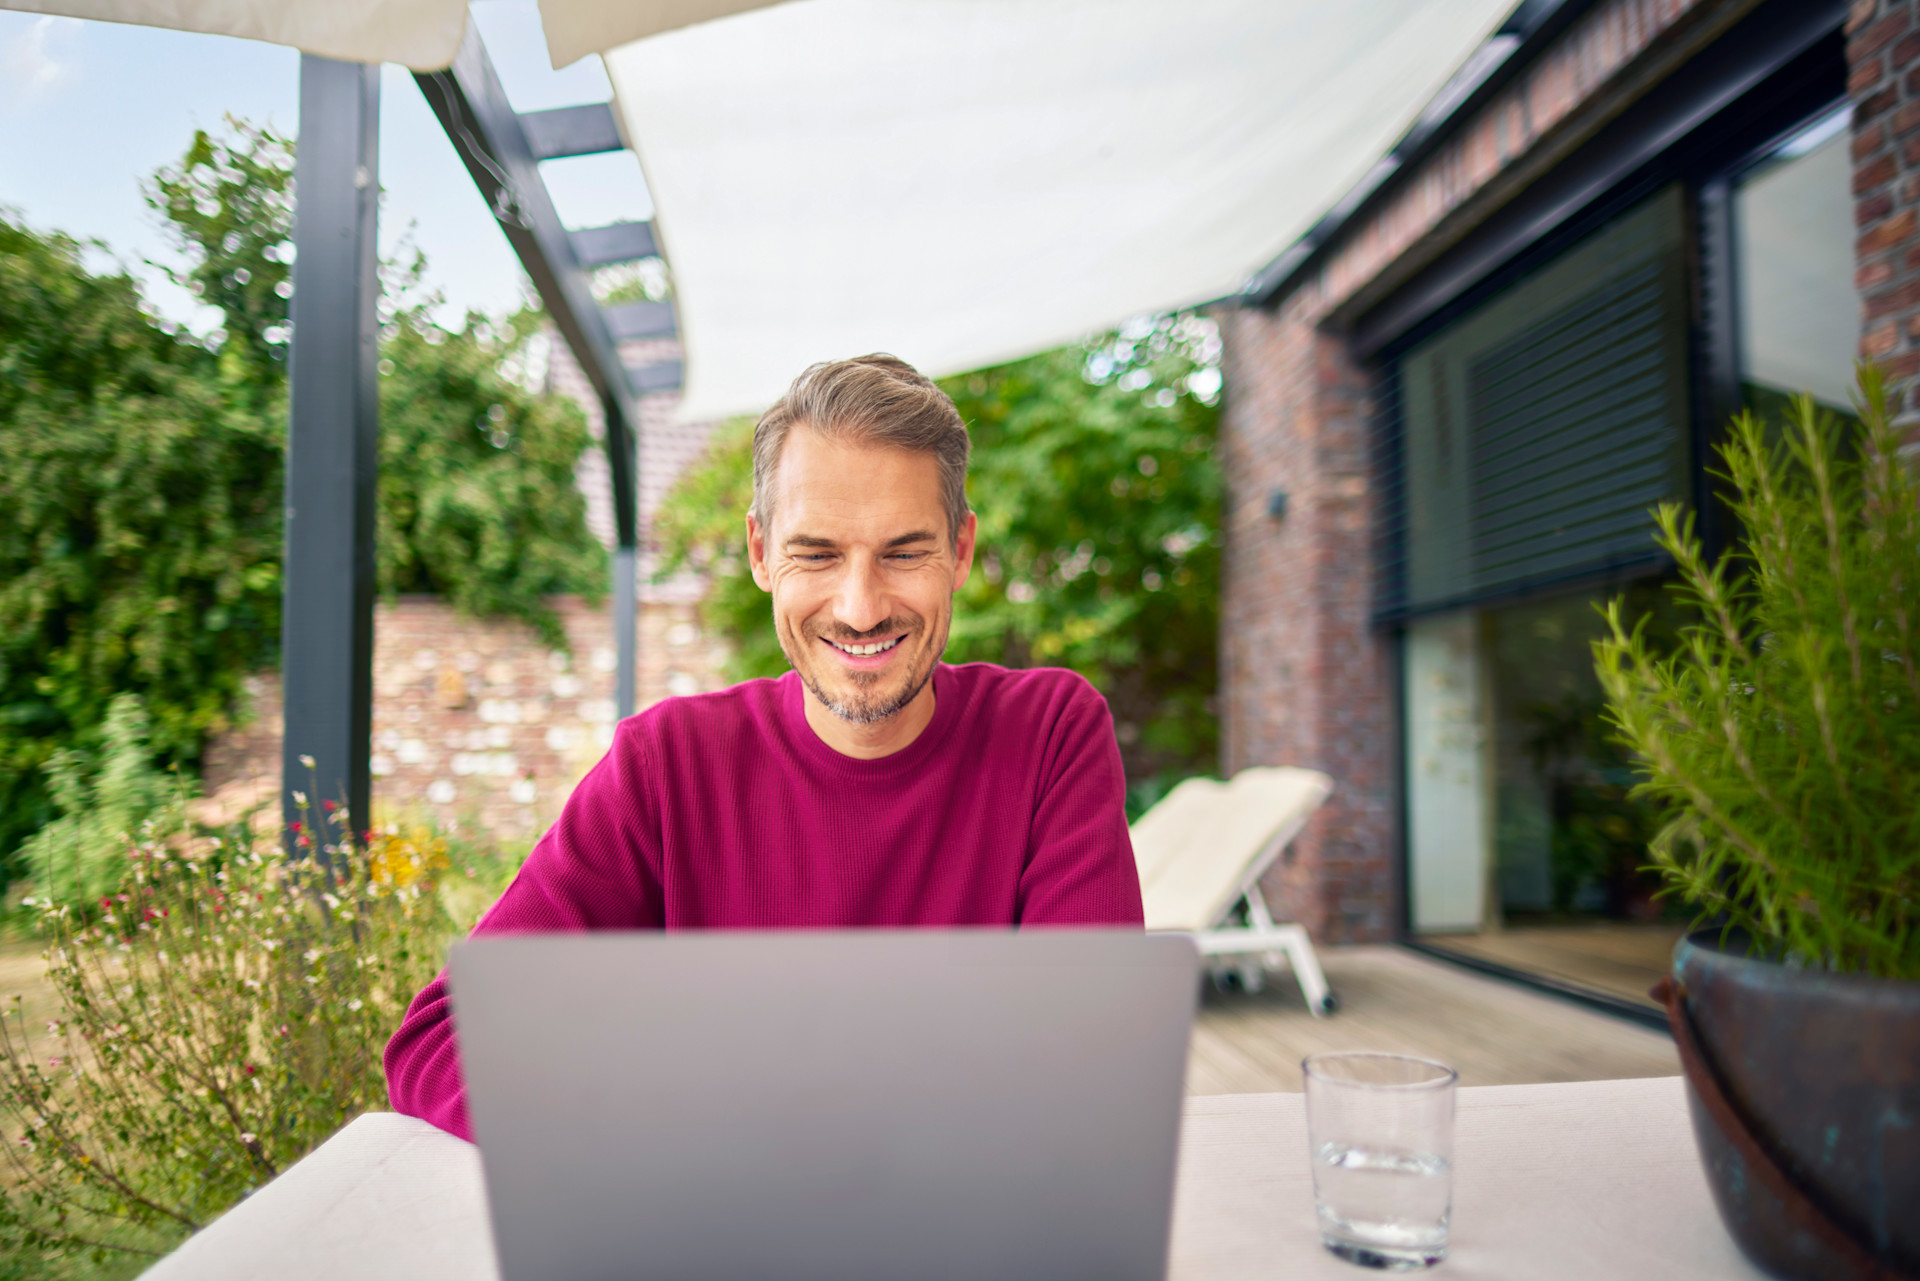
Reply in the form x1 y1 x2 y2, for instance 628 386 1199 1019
384 972 473 1141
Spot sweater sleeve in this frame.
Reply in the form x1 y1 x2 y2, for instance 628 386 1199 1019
383 719 665 1141
1014 679 1145 927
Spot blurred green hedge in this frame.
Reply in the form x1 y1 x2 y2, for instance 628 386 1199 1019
0 121 605 888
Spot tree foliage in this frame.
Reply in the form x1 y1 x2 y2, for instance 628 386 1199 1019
147 120 295 407
376 299 605 641
0 215 282 870
655 316 1222 786
1595 367 1920 978
0 120 604 887
148 121 606 645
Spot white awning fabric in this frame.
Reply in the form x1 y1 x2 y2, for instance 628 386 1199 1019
3 0 1518 419
0 0 473 69
0 0 789 69
604 0 1515 420
539 0 786 71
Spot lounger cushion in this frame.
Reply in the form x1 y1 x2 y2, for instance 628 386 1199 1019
1129 767 1332 932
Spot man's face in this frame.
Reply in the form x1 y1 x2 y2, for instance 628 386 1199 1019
747 429 975 726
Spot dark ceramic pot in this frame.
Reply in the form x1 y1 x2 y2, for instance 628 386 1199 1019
1670 932 1920 1280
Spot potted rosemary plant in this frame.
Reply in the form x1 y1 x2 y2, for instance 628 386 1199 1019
1595 367 1918 1281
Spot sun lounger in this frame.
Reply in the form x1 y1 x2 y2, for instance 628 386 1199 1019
1130 767 1338 1015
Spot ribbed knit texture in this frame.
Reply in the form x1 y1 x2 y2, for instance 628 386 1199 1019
383 662 1144 1140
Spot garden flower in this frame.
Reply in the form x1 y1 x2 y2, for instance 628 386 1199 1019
2 771 461 1263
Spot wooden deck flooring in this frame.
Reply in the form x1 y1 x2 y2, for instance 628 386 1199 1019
1416 923 1685 1011
1187 945 1678 1095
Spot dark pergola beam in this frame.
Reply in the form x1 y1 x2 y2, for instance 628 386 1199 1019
571 220 660 268
283 55 380 850
413 39 640 549
628 360 685 395
606 299 677 341
414 31 647 717
520 103 625 160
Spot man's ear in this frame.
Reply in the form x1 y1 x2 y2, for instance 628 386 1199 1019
746 511 773 593
951 511 978 592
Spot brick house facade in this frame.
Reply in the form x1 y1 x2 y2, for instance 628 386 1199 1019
1849 0 1920 427
1220 0 1892 946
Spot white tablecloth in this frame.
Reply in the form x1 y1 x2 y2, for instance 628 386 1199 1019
144 1076 1764 1280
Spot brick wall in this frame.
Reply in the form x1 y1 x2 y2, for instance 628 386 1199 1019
1219 302 1394 944
1849 0 1920 439
1218 0 1767 945
201 596 727 849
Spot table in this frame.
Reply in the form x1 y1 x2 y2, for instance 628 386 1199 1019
142 1076 1765 1280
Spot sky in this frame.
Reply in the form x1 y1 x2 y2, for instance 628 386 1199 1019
0 1 652 333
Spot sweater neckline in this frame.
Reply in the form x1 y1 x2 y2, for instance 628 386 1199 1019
779 664 965 779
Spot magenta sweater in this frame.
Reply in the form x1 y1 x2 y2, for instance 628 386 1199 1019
384 662 1145 1140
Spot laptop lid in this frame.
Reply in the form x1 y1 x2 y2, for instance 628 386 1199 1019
449 930 1199 1281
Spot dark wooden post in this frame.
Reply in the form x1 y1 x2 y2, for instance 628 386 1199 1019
283 55 380 855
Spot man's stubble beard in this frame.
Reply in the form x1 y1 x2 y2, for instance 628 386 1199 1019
781 606 950 726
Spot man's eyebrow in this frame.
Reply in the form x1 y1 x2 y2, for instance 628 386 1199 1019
783 534 838 549
885 530 939 548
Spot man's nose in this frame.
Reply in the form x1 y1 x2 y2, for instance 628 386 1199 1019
833 557 891 633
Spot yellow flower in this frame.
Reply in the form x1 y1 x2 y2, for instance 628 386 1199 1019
367 826 450 889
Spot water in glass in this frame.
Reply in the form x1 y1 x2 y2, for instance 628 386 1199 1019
1312 1143 1451 1268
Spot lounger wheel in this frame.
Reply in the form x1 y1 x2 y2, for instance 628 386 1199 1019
1316 990 1340 1015
1206 965 1265 994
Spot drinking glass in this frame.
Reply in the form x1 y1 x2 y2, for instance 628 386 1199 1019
1302 1052 1457 1270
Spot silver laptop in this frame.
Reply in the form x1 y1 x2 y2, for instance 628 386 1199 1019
449 930 1199 1281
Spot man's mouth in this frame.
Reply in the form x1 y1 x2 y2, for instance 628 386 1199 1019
825 635 905 658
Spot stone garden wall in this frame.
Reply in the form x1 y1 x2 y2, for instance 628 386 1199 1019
200 595 730 851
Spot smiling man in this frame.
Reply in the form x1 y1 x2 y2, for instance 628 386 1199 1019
385 354 1144 1141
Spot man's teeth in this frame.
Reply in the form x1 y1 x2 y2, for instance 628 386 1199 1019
833 636 901 657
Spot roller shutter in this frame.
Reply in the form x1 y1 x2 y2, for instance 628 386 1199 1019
1387 185 1691 616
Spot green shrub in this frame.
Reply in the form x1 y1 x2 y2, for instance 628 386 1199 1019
0 792 455 1275
15 698 179 924
1595 367 1920 978
0 212 283 876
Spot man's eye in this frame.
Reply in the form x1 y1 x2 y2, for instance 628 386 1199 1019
795 553 834 563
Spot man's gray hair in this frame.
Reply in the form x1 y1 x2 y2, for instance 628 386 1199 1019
751 354 972 545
